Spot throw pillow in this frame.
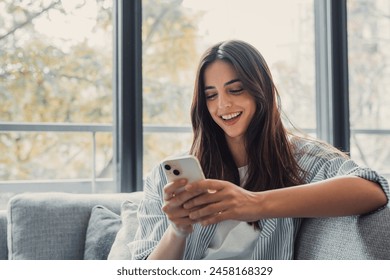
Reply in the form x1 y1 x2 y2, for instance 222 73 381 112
108 200 139 260
84 205 121 260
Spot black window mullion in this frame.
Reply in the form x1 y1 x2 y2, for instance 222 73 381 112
329 0 350 153
114 0 143 192
315 0 350 153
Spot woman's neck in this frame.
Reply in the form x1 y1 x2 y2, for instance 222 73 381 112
226 136 247 168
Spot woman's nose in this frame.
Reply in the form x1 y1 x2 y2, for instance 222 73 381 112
218 92 232 108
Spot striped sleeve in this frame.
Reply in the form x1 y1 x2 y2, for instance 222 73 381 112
295 140 390 207
128 164 170 260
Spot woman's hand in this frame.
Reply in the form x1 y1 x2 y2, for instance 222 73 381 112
162 179 207 237
183 179 262 226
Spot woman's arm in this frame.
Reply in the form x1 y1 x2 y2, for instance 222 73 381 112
184 176 388 226
147 178 205 259
258 176 387 218
147 225 188 260
129 166 195 260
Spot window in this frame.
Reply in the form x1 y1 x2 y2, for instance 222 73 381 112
2 0 387 210
0 0 115 207
347 0 390 180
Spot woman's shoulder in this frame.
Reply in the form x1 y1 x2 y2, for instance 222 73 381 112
289 134 319 152
289 134 348 160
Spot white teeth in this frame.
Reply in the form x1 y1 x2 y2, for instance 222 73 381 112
221 112 241 120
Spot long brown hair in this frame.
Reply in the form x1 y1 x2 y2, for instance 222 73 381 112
190 40 306 195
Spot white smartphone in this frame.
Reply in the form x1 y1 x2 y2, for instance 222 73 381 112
162 155 205 184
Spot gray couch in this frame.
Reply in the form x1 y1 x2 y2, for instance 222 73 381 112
0 191 389 260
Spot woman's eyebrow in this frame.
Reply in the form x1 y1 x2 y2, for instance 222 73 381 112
224 78 240 86
204 85 215 91
204 79 241 91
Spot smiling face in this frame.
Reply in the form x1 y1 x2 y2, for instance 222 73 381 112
203 60 256 146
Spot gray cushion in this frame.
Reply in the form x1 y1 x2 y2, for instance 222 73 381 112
295 207 390 259
108 200 140 260
7 192 135 260
84 205 122 260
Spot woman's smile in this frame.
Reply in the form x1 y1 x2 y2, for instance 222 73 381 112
220 111 242 122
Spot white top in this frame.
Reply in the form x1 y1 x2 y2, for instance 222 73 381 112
202 166 260 259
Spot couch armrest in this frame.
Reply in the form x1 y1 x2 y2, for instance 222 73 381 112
295 206 390 259
7 192 142 260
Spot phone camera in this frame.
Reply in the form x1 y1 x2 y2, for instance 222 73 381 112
164 164 171 170
173 169 180 176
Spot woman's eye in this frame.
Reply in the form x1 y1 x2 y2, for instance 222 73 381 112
205 93 217 100
230 88 243 94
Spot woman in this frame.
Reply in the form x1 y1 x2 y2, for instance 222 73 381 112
129 40 389 260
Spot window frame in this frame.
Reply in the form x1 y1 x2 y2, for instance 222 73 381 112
115 0 143 192
314 0 350 153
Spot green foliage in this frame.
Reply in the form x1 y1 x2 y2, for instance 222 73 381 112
142 0 202 171
142 0 202 125
0 0 201 180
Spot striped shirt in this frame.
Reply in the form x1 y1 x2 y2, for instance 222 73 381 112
128 137 390 260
